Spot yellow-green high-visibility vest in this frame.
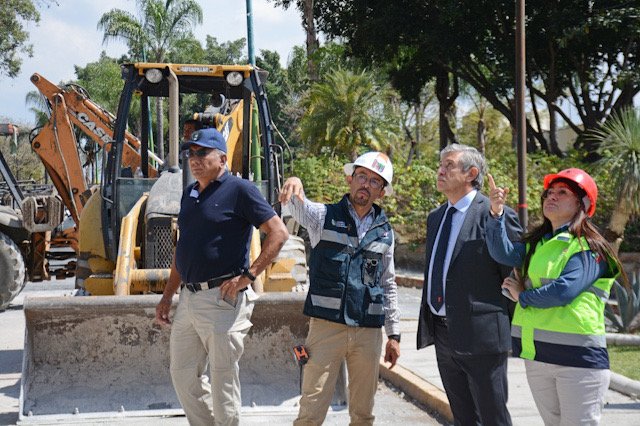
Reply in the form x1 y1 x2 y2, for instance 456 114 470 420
511 231 617 368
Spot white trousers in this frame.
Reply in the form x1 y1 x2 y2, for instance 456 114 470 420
525 359 610 426
170 286 256 426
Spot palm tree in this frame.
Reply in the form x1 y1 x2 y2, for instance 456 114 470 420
298 68 400 160
98 0 203 161
25 90 49 127
590 108 640 252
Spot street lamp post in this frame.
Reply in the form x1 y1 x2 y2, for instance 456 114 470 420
246 0 256 66
516 0 528 229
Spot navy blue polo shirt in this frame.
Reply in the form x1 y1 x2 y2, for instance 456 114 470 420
175 171 276 283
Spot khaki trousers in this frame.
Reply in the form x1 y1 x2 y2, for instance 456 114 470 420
525 359 610 426
294 318 383 426
169 286 256 426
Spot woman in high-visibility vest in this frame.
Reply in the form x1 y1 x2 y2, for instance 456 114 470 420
485 168 628 425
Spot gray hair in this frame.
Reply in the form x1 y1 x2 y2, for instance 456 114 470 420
440 143 487 189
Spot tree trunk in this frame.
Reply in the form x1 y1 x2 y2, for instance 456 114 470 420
477 118 486 155
303 0 319 82
406 103 422 166
546 102 564 157
435 70 458 150
604 199 631 254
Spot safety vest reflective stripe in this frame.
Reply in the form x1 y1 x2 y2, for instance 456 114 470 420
512 325 607 348
367 303 384 315
319 228 359 248
310 294 342 310
367 241 391 254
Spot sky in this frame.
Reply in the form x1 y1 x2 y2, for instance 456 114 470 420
0 0 306 125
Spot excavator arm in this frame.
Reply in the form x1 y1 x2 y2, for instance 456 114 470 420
29 73 160 223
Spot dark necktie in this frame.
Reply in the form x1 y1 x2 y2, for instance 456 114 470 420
431 206 456 312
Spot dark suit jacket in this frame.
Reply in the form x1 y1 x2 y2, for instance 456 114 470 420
417 192 522 355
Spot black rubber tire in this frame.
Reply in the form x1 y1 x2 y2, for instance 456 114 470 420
0 232 26 310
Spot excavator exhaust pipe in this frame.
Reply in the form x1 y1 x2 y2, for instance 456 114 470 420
19 292 345 423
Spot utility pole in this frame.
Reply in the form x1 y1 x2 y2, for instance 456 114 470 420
246 0 256 65
516 0 528 229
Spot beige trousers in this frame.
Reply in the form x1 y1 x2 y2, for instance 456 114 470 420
169 286 256 426
525 359 610 426
294 318 383 426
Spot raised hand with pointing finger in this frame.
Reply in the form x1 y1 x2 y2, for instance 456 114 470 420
487 173 510 218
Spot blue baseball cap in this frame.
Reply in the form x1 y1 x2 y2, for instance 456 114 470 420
180 128 227 153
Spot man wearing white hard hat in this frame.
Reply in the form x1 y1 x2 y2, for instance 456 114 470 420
279 151 400 426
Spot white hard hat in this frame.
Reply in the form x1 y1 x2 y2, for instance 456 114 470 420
344 152 394 196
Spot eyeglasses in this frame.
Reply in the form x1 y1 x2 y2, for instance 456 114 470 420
353 173 384 189
185 148 212 158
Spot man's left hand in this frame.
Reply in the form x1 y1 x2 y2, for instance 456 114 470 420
384 339 400 369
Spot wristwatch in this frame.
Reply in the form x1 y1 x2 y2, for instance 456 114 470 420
241 268 256 282
388 334 401 343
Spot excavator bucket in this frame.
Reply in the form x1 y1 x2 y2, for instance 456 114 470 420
19 292 346 423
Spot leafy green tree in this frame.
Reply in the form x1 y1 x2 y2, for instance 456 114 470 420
169 36 206 64
458 105 512 157
256 50 288 139
590 108 640 250
74 53 126 118
0 125 44 184
203 36 246 64
314 1 640 158
98 0 203 160
0 0 40 78
268 0 319 81
298 68 400 159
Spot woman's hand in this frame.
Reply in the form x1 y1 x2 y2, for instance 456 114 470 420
502 268 525 301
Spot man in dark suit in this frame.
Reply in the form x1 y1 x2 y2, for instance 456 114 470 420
417 143 522 425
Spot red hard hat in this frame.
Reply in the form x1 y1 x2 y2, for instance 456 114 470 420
543 168 597 217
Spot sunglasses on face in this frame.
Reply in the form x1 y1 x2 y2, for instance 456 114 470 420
353 173 384 189
185 148 212 158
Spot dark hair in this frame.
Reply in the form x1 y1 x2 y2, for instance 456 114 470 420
184 119 203 130
521 189 628 288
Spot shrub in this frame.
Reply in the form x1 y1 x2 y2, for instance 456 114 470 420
606 273 640 333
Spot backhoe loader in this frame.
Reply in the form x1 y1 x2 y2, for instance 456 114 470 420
19 63 337 423
0 123 67 310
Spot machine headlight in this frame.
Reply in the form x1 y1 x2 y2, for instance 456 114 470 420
225 71 243 87
145 68 163 83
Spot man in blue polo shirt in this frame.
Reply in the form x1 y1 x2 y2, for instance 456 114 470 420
155 128 288 426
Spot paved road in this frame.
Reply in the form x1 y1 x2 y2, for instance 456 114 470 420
0 279 443 425
392 285 640 425
4 280 638 425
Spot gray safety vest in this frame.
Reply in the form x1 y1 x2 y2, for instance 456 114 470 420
304 195 393 328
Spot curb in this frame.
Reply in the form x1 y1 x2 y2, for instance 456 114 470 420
379 358 453 423
606 333 640 346
396 274 423 288
610 372 640 399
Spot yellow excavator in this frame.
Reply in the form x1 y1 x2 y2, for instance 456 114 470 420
19 63 340 423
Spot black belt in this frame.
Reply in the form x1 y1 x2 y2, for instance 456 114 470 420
432 314 448 326
182 272 239 293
